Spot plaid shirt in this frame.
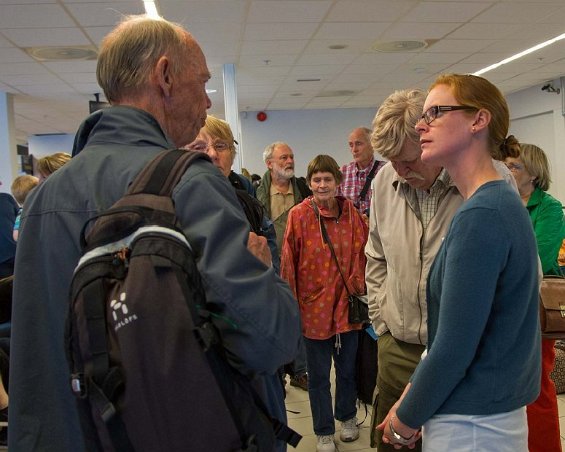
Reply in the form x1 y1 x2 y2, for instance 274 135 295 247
337 157 386 214
402 168 452 229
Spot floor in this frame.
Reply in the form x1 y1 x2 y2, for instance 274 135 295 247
1 380 565 451
285 377 565 451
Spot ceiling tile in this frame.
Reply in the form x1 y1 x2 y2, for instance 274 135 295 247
326 0 417 23
1 27 91 47
244 22 318 41
289 64 346 76
425 39 494 53
240 40 308 56
239 54 298 67
472 2 562 23
447 22 523 40
0 46 33 63
0 62 50 76
381 22 462 40
160 1 246 23
64 2 144 27
295 53 357 65
0 4 75 28
42 60 97 73
402 2 490 23
248 1 332 23
314 23 389 40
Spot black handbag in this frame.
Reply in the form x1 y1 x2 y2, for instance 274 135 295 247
311 201 369 325
348 295 369 324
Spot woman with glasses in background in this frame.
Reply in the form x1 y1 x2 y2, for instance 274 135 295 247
187 115 291 451
378 74 541 451
505 143 565 452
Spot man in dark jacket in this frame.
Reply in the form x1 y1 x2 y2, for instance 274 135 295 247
256 141 311 392
10 15 301 451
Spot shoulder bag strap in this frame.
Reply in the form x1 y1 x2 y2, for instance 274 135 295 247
358 160 380 202
310 200 352 296
128 149 211 196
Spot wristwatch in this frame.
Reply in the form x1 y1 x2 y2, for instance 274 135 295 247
389 415 415 445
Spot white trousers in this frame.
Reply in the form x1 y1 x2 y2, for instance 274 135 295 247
422 407 527 452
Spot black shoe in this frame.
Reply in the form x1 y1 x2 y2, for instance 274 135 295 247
289 374 308 391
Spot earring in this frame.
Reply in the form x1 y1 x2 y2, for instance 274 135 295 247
472 126 476 133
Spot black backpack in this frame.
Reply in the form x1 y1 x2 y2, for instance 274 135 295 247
65 149 301 452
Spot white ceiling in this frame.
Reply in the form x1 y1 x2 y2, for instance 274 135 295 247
1 0 565 144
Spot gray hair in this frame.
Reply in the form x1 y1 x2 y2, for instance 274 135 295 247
371 89 426 159
263 141 290 164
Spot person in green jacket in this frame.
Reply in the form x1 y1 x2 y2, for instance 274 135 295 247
505 142 565 452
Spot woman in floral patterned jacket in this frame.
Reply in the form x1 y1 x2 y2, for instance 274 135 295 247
281 154 368 452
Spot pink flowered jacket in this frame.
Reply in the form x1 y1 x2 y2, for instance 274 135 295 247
280 196 368 340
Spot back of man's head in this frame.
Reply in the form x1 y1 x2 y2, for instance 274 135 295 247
97 15 190 104
371 89 426 159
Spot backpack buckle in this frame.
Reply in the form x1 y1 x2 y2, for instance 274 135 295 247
194 322 217 351
71 373 87 398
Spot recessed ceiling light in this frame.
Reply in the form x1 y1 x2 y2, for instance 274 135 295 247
206 89 217 94
24 46 98 61
372 40 427 52
328 44 348 50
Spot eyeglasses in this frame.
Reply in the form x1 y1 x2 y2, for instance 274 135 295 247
420 105 477 125
505 162 524 172
189 141 231 153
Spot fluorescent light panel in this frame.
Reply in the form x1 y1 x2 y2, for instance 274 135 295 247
144 1 160 19
473 32 565 76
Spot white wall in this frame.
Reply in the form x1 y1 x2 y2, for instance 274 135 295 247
507 78 565 203
239 107 378 177
27 133 74 159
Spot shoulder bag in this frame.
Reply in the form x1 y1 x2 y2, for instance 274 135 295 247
539 275 565 339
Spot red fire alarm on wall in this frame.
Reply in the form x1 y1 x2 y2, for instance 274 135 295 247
256 111 267 122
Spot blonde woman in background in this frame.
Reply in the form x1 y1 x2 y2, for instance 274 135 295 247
36 152 71 182
505 143 565 452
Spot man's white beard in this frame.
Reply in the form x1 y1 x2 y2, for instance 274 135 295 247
273 166 295 180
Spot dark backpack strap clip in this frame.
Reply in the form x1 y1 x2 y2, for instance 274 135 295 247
272 417 303 447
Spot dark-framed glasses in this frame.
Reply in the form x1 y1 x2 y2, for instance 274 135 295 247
189 140 231 153
420 105 477 125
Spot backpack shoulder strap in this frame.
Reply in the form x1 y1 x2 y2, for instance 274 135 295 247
128 149 211 196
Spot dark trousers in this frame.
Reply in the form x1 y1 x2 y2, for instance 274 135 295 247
304 331 358 436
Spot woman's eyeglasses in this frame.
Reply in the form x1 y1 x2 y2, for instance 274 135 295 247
505 162 524 172
189 141 231 153
420 105 477 125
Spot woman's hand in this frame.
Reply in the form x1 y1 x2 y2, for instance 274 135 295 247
376 384 421 449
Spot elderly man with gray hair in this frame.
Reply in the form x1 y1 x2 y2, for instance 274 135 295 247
256 142 311 392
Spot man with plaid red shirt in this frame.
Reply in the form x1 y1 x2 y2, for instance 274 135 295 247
337 127 385 216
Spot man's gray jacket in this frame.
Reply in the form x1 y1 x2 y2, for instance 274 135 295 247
10 106 301 451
